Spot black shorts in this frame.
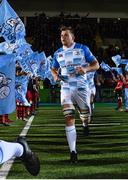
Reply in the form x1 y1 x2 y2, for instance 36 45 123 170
115 89 123 98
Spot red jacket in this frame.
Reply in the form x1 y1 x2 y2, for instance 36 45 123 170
115 80 123 90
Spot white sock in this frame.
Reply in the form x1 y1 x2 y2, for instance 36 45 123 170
0 140 24 164
65 125 77 153
82 122 88 127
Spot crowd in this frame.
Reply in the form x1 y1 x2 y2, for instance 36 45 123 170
24 13 128 90
26 13 128 57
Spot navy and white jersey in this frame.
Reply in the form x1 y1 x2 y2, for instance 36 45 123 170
52 43 96 88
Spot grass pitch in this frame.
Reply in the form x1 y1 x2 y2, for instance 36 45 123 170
0 103 128 179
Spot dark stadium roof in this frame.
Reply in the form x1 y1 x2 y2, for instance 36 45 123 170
6 0 128 13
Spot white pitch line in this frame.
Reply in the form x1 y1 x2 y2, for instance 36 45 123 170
0 115 34 179
31 122 121 127
19 115 34 136
89 123 121 126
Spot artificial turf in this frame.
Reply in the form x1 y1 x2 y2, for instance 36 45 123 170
1 103 128 179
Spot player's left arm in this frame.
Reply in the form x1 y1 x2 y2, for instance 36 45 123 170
76 45 99 74
83 59 99 73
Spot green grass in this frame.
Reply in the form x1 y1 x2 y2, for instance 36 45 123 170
1 103 128 179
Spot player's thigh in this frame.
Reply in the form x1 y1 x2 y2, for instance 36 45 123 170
74 88 90 110
61 87 72 105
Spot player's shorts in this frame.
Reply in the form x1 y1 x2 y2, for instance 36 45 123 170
61 85 90 110
88 86 96 97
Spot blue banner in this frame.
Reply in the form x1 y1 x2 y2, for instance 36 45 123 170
0 41 16 54
111 67 123 74
15 42 33 58
37 52 47 79
45 56 56 85
0 38 27 54
100 61 111 72
121 59 128 65
125 64 128 72
0 54 16 115
0 0 25 43
111 55 121 67
15 75 30 106
26 52 40 76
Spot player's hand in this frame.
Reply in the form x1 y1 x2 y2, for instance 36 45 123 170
54 75 60 82
97 82 101 86
27 72 33 77
76 66 86 74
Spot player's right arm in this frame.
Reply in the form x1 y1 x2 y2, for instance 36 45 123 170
51 52 60 82
51 68 60 82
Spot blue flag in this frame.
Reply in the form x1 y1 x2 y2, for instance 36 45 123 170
0 54 16 115
111 55 121 67
125 64 128 72
26 52 41 77
37 52 47 79
100 61 111 72
45 56 56 85
0 41 18 54
0 0 25 43
111 67 123 75
15 75 30 106
15 43 34 74
0 38 27 54
121 59 128 65
15 42 33 58
18 57 32 74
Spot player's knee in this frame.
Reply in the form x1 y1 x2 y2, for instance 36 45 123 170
63 108 75 119
63 108 75 125
80 108 90 123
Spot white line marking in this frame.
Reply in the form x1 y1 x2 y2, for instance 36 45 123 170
0 115 34 179
31 123 121 127
19 116 34 136
89 123 121 126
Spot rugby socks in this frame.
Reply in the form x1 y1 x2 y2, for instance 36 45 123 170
82 122 88 127
118 98 122 109
65 125 77 153
0 140 23 164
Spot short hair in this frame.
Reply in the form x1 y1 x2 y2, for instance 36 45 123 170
60 26 74 35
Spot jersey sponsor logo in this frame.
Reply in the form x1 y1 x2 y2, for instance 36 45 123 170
74 50 80 55
59 53 63 58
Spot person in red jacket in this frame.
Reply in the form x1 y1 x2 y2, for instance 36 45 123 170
112 73 124 111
